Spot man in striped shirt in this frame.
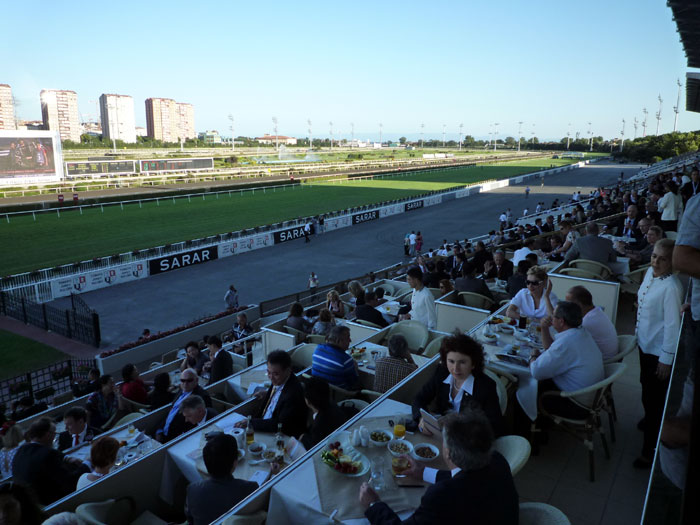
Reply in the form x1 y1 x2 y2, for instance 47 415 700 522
311 325 360 390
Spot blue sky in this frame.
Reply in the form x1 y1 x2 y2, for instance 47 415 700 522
4 0 699 141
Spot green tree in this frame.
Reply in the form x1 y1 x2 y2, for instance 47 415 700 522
399 136 407 145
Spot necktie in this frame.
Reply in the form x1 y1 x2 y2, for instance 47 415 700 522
261 386 277 418
73 434 79 447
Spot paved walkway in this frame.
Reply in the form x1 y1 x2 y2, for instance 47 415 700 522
39 160 640 351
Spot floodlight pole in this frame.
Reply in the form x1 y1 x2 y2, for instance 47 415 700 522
420 123 424 148
620 119 625 152
566 122 571 150
228 114 235 152
459 123 463 150
588 122 593 152
633 117 638 140
272 116 278 150
642 107 648 137
442 124 446 147
379 122 383 145
493 122 499 151
673 78 682 132
350 122 354 147
307 119 312 150
329 121 333 150
517 121 523 152
655 95 662 135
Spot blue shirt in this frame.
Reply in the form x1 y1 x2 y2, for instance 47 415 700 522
312 343 358 389
162 391 190 435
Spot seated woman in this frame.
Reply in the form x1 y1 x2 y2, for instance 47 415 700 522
412 332 503 437
76 436 120 490
120 364 148 405
347 280 366 306
286 302 312 333
438 279 453 296
373 335 418 394
86 375 119 430
505 265 557 322
147 372 176 409
180 341 210 375
326 290 346 318
311 308 335 336
299 377 350 450
0 423 25 479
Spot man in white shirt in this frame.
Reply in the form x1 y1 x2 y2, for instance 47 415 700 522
566 286 618 360
401 267 437 329
408 231 417 256
499 212 507 229
529 301 604 419
512 238 536 265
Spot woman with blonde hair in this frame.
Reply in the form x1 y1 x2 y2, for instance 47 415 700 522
506 265 558 321
0 423 24 479
347 280 365 306
326 290 345 318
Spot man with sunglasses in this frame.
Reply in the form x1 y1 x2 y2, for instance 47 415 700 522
155 368 212 443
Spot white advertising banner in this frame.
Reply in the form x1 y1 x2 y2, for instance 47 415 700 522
219 233 274 258
424 195 442 207
49 262 147 299
380 203 405 218
324 215 353 232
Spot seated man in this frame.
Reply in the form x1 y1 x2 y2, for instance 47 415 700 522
529 301 604 419
547 235 565 262
564 223 617 265
355 291 389 328
512 238 537 265
626 225 663 267
506 260 531 297
299 377 350 450
12 417 90 505
181 395 219 428
482 249 513 281
359 411 518 524
311 325 360 390
10 396 49 421
373 334 418 394
454 263 494 301
566 286 618 361
186 433 278 525
231 313 254 355
235 350 307 437
155 369 212 443
58 406 101 451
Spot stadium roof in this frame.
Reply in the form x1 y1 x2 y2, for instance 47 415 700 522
668 0 700 112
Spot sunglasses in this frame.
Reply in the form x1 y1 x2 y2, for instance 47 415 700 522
526 280 542 286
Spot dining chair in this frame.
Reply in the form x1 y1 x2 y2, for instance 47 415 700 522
493 435 531 476
290 343 317 370
569 259 613 279
354 318 383 329
558 267 602 280
422 336 446 358
458 292 495 310
385 320 429 353
519 502 571 524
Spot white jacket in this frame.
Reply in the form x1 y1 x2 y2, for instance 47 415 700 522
658 191 683 221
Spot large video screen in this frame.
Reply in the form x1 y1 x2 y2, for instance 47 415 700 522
65 160 137 177
139 158 214 172
0 131 63 186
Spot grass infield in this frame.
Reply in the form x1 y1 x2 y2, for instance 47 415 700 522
0 330 69 381
1 157 579 275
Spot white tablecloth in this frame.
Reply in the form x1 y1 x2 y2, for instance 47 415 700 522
267 399 414 525
226 363 268 401
67 426 160 466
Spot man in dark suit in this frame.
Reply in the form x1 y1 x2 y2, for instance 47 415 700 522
204 336 233 385
564 222 617 265
186 433 278 525
482 250 514 281
180 395 219 429
12 417 90 505
541 215 556 233
355 291 389 328
359 411 518 524
57 406 101 451
470 241 493 274
299 377 351 450
454 263 494 302
235 350 307 438
156 368 212 443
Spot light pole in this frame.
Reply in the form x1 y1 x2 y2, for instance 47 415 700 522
531 123 535 147
350 122 354 147
379 122 383 145
329 121 333 150
228 114 235 152
420 123 424 148
517 121 523 152
642 107 648 137
620 119 625 152
459 123 463 150
673 78 682 132
588 121 593 152
272 116 278 150
442 124 446 147
493 122 499 151
307 119 312 150
655 95 663 135
566 122 571 150
633 117 638 140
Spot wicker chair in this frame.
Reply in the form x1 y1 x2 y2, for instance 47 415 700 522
458 292 495 310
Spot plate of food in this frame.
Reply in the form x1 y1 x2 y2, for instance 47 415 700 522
321 441 369 477
498 324 515 335
482 332 500 344
387 439 414 457
411 443 440 462
247 442 266 457
369 430 392 446
351 347 367 359
262 448 283 463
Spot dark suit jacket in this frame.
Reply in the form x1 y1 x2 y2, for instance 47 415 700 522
57 425 101 452
12 442 90 505
300 404 350 450
506 273 527 297
564 234 617 264
454 277 494 301
365 451 518 525
483 259 514 281
541 222 555 233
186 475 258 525
252 373 307 438
412 366 504 437
209 349 234 385
355 304 389 328
163 386 213 442
471 250 493 274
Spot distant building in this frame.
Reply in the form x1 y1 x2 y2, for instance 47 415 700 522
198 130 222 145
0 84 16 130
255 134 298 146
135 126 147 137
40 89 81 142
100 94 136 143
81 121 102 136
16 120 44 131
145 97 195 142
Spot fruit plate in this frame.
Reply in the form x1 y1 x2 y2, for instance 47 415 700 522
321 439 370 477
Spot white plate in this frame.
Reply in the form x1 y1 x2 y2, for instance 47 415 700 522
323 443 370 477
481 333 500 344
498 324 515 335
411 443 440 462
514 332 530 342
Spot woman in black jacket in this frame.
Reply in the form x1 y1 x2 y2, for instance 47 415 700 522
299 377 350 450
412 332 504 437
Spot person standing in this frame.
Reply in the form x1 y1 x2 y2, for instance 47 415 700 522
525 186 530 199
415 231 423 253
224 285 239 310
304 222 311 243
404 232 410 256
409 231 417 256
308 272 319 301
203 336 233 386
401 267 437 329
498 211 507 230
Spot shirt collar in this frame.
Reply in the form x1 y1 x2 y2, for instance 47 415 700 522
442 373 475 395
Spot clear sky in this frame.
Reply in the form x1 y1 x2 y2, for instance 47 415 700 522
4 0 700 141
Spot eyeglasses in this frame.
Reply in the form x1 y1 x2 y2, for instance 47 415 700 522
526 280 542 286
180 378 195 383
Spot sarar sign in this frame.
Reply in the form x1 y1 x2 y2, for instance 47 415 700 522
149 247 218 275
404 200 424 212
352 210 379 225
274 225 310 244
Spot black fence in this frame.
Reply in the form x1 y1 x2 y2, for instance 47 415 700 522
0 291 101 347
0 357 96 410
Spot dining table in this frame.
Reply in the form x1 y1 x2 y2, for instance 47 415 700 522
351 342 432 390
66 425 161 468
226 363 270 401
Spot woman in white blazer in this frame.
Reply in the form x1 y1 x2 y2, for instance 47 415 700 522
657 180 683 232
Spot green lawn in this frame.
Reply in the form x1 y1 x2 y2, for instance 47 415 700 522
0 330 69 381
0 157 580 275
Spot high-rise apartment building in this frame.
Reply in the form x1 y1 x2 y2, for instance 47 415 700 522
100 94 136 143
145 97 195 142
0 84 16 130
40 89 80 142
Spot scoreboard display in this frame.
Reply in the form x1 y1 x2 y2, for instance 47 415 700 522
139 158 214 172
65 160 137 177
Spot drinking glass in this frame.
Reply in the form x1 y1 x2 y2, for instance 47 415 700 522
393 416 406 439
370 457 386 491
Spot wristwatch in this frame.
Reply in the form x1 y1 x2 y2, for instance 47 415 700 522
368 501 380 508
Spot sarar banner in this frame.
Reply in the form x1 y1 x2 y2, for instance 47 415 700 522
149 247 218 275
